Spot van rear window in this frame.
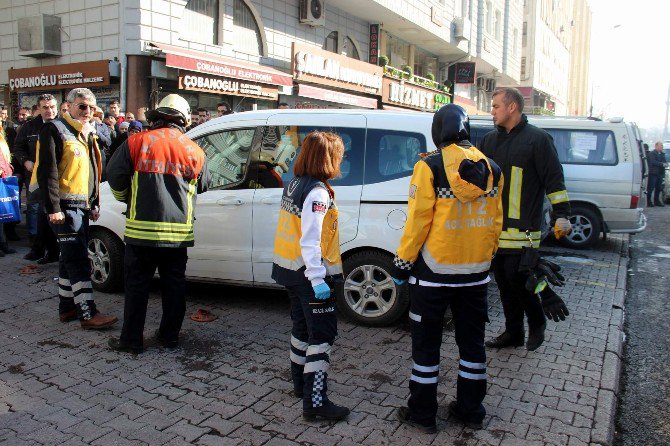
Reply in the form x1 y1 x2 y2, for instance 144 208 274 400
545 129 618 165
365 130 427 184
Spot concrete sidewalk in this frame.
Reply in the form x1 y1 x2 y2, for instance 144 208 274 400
0 235 628 445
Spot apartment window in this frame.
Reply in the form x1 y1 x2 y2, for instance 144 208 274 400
324 31 338 52
512 28 518 56
494 10 501 40
233 0 263 55
413 47 437 78
183 0 219 45
463 0 471 19
520 56 526 78
485 1 492 33
342 36 360 60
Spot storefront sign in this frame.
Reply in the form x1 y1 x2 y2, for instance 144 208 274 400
297 84 377 109
369 24 380 65
292 43 383 95
179 73 279 100
448 62 476 84
8 60 110 92
382 78 441 112
167 54 293 87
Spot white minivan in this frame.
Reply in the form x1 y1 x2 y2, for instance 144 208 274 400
89 110 646 326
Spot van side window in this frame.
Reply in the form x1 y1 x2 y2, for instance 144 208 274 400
194 128 256 189
470 126 494 147
365 130 427 184
256 126 365 187
545 129 618 165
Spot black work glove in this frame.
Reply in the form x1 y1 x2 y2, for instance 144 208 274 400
535 259 565 287
540 292 569 322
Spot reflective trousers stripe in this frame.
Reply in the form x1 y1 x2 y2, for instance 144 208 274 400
508 166 523 219
458 371 487 380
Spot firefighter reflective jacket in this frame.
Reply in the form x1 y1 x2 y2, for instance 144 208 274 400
390 142 504 284
272 175 343 287
106 126 209 248
34 113 102 213
480 115 570 252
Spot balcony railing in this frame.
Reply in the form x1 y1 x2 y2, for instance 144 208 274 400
382 65 449 93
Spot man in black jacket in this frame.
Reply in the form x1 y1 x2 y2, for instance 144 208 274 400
13 94 60 262
647 142 667 207
480 87 571 351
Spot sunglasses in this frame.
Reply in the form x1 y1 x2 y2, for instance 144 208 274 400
76 103 94 111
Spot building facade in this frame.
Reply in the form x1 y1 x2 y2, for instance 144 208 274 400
1 0 524 118
567 0 591 116
517 0 573 115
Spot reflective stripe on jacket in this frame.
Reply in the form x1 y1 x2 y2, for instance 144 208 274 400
391 143 504 284
272 175 343 287
106 127 208 248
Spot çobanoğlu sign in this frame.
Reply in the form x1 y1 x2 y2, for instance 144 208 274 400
294 51 382 92
9 72 105 91
180 74 278 99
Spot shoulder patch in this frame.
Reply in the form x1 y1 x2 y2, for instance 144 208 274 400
409 184 417 199
312 201 327 214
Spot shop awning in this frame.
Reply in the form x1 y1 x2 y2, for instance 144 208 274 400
297 84 378 109
149 42 293 87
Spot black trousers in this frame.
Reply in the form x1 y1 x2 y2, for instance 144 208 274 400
492 253 546 337
287 281 337 409
407 283 488 426
119 244 188 348
50 208 95 320
647 174 663 204
32 206 59 256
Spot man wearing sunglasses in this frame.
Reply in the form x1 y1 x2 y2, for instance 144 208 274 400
33 88 118 329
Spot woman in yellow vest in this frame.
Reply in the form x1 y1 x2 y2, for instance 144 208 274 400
271 131 349 422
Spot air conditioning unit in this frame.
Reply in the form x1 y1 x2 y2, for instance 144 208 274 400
299 0 325 27
453 17 471 41
476 77 486 89
17 14 62 58
485 78 497 92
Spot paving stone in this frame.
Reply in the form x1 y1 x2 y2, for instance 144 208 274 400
0 235 630 445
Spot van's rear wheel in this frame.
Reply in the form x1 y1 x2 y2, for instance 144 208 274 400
559 205 601 249
337 250 409 326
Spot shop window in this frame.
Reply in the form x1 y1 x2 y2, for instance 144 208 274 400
194 128 256 189
324 31 338 53
233 0 263 56
385 33 410 68
342 36 359 60
365 129 427 184
183 0 219 45
414 47 437 78
256 125 365 187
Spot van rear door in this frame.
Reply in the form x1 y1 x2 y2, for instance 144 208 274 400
251 113 366 285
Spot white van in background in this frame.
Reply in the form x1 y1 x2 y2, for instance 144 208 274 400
89 110 646 326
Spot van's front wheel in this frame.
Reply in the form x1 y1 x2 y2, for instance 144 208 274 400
337 250 409 326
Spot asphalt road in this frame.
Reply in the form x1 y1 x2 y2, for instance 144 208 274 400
615 204 670 445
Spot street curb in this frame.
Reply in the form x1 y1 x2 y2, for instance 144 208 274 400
590 235 629 446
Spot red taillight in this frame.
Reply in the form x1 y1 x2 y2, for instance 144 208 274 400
630 195 639 209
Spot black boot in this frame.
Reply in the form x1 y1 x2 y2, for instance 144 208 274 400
108 337 143 354
24 249 44 261
654 201 665 207
485 331 524 348
526 322 546 351
303 401 350 421
397 407 437 434
4 225 19 241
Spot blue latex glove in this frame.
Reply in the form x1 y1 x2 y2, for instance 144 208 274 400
392 277 407 286
313 283 332 300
